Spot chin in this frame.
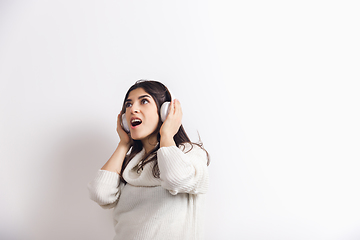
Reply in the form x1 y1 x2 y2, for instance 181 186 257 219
130 132 147 141
130 134 142 141
130 131 158 142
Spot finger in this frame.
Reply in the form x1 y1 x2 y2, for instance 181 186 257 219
117 115 122 130
176 99 181 110
174 99 182 116
169 99 176 116
117 114 121 126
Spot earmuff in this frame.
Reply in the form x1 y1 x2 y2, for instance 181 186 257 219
121 101 172 133
121 114 130 132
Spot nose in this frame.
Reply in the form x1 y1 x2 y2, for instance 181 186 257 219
130 104 140 114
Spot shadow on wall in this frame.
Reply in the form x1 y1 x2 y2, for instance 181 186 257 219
27 122 116 240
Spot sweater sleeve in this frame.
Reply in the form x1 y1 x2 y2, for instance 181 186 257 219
87 170 122 209
157 144 209 195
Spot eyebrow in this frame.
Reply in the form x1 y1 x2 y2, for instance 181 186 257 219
125 94 151 102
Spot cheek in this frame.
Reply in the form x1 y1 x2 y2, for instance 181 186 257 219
125 111 131 123
147 110 159 126
150 114 160 126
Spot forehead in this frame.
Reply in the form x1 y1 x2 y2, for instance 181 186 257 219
126 88 152 100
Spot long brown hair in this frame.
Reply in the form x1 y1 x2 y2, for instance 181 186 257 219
119 80 210 183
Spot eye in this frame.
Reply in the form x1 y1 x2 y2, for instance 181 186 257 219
125 102 132 108
141 99 149 104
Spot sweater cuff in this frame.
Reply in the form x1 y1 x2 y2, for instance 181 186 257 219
94 169 120 186
157 146 191 171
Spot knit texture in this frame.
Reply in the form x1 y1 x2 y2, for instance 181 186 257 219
87 143 209 240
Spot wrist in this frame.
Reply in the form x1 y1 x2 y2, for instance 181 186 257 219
118 141 131 150
160 135 176 148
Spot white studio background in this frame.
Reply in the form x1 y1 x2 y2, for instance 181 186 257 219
0 1 359 240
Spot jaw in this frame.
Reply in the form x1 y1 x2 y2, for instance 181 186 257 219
132 130 158 141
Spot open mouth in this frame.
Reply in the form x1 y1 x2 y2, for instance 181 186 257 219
131 118 142 128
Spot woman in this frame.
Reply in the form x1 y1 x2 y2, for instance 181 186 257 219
88 80 210 240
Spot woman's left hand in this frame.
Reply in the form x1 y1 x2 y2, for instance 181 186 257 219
160 99 183 139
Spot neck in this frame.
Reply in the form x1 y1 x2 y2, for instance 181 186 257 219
141 133 159 154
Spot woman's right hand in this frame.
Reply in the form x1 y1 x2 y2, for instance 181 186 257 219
100 114 132 174
116 114 132 147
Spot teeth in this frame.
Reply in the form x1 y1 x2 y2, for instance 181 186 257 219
131 119 141 123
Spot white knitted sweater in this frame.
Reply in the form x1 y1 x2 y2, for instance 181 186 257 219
88 144 209 240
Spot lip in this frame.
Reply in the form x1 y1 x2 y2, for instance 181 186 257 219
130 117 142 129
